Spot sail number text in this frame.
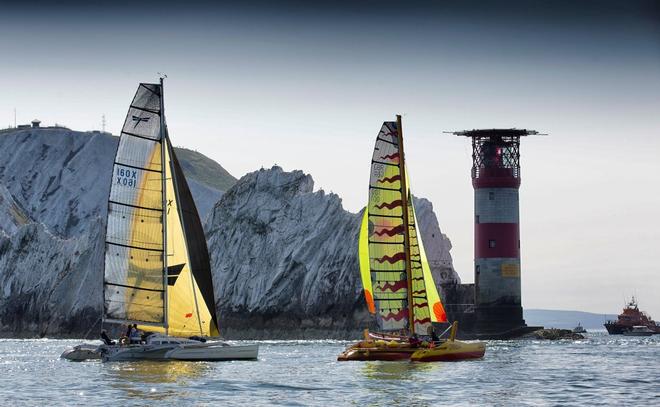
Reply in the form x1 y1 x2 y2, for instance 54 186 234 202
116 167 138 188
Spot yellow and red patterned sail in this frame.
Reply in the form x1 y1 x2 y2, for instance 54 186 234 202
359 120 447 333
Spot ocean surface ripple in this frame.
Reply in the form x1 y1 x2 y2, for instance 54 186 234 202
0 332 658 406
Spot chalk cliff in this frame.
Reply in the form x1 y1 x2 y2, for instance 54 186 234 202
206 167 459 338
0 128 458 338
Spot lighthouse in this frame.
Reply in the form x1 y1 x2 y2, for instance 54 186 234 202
453 129 538 335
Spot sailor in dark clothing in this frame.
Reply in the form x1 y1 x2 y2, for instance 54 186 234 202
427 326 440 342
129 324 141 344
408 333 422 348
100 329 115 345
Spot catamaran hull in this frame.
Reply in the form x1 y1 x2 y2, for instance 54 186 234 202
102 343 259 362
337 336 486 362
337 347 417 361
60 344 102 361
410 341 486 362
102 345 174 362
165 344 259 361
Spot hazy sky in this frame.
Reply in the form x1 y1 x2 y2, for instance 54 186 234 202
1 1 659 315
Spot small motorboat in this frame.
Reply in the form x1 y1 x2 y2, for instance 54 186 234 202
572 323 586 334
623 326 654 337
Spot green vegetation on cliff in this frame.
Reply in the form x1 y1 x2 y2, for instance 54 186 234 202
173 146 237 192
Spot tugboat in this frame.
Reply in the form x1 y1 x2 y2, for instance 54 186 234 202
604 297 660 335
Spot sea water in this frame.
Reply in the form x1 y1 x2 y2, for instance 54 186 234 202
0 332 658 406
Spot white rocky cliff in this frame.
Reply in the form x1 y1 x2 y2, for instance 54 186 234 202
0 127 459 338
206 167 460 338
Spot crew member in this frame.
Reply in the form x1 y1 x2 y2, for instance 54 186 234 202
100 329 115 345
129 324 141 344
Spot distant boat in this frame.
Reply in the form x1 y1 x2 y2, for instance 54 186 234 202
572 323 586 334
623 326 654 337
337 115 485 362
604 297 660 335
62 79 257 362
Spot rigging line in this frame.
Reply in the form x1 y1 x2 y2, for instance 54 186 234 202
82 317 102 340
159 77 169 335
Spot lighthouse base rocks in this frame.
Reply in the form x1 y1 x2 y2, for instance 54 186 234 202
439 281 541 340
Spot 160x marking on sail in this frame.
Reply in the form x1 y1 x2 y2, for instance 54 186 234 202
116 167 137 188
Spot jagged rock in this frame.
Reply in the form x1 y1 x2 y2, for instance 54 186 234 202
523 328 585 340
0 185 32 234
0 221 103 337
206 166 458 339
206 167 368 338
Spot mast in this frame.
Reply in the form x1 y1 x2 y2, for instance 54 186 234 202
396 114 415 335
160 76 169 334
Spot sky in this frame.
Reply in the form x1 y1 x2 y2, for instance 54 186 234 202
1 1 659 316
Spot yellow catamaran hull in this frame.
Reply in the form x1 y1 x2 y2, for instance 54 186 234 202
338 339 485 362
338 323 486 362
337 338 420 361
410 341 486 362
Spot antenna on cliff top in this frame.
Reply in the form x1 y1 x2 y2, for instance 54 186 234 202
102 114 106 132
13 108 16 128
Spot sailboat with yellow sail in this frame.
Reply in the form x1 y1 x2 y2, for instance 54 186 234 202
337 115 485 362
61 79 258 362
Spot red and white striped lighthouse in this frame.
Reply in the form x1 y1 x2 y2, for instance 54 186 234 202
454 129 538 334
